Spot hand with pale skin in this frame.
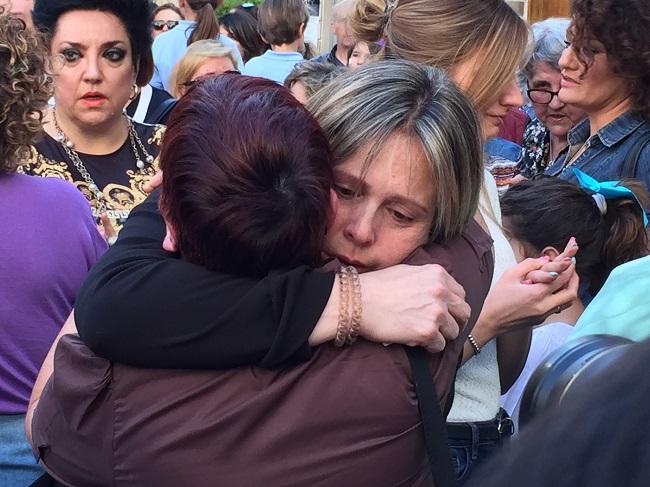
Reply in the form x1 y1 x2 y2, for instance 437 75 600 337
310 264 470 354
97 213 118 245
463 238 580 390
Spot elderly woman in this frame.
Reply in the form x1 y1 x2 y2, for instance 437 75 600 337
0 11 105 485
30 61 494 486
545 0 650 189
21 0 164 241
168 39 237 97
518 18 586 178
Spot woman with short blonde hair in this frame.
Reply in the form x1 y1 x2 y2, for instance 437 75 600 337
168 39 238 97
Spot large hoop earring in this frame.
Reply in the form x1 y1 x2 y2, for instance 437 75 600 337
129 84 140 101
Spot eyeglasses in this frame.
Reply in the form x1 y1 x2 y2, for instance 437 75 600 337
152 20 179 31
526 83 561 105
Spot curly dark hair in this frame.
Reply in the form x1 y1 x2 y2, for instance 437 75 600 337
32 0 154 86
570 0 650 120
0 11 52 174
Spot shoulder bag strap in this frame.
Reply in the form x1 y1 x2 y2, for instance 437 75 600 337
405 346 458 487
620 133 650 178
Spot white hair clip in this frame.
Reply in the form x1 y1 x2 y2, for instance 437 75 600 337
592 193 607 216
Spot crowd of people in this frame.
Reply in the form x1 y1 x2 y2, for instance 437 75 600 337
0 0 648 485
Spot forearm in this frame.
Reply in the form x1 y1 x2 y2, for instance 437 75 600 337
75 192 334 369
25 313 77 442
496 328 532 393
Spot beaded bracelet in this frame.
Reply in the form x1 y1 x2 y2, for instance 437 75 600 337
346 266 362 345
467 334 481 356
334 266 352 347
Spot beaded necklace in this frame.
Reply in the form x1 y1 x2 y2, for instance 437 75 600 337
52 110 155 214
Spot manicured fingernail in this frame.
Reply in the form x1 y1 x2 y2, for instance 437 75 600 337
569 237 578 247
539 256 550 262
548 272 559 278
571 257 577 266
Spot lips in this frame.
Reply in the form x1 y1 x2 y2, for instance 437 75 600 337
560 74 580 88
80 92 107 107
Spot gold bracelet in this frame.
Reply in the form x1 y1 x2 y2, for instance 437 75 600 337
334 266 351 347
346 266 362 345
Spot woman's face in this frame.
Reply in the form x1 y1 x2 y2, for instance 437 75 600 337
50 10 136 130
323 132 435 272
528 61 586 140
153 8 182 38
178 56 236 97
348 42 371 69
450 53 523 140
558 29 632 116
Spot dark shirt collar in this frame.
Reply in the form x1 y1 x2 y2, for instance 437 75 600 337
327 44 345 67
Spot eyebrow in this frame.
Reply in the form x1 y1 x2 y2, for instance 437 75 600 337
60 41 127 49
530 80 552 88
334 169 431 215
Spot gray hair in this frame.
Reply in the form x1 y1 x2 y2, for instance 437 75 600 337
307 59 484 242
284 61 345 99
524 17 571 77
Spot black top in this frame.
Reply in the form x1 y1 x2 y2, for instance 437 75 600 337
74 190 335 369
22 122 164 231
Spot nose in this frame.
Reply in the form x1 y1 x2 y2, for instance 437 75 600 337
500 77 524 109
83 55 102 84
558 46 576 72
343 205 376 247
162 25 169 32
548 91 565 110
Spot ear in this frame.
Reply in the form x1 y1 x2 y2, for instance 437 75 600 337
539 245 561 260
327 188 339 229
298 22 306 38
162 219 178 252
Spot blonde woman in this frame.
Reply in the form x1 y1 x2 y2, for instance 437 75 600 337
351 0 579 480
168 39 238 97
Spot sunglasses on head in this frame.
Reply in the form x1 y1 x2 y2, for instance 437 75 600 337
152 20 179 31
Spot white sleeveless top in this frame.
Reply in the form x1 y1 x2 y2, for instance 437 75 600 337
447 170 517 423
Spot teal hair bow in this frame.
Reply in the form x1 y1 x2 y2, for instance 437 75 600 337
573 168 648 227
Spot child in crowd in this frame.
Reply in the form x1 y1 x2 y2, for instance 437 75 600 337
347 40 381 69
242 0 309 84
499 171 649 426
284 61 344 104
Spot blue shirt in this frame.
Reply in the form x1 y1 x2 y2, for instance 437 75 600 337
150 20 243 92
545 110 650 192
242 50 304 84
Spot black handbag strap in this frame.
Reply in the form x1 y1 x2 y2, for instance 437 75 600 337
620 133 650 178
405 346 458 487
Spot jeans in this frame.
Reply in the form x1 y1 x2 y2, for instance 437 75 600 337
0 414 43 486
449 439 500 485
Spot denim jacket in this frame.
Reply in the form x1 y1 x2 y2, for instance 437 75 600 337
545 111 650 191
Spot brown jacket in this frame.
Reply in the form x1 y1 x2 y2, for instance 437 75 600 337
32 220 493 487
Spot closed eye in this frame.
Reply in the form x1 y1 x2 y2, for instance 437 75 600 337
334 184 359 200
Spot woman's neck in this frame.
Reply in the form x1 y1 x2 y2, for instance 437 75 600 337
588 97 632 136
46 108 129 155
181 6 197 21
549 133 568 161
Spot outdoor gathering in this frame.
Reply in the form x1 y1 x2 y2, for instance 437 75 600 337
0 0 649 485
